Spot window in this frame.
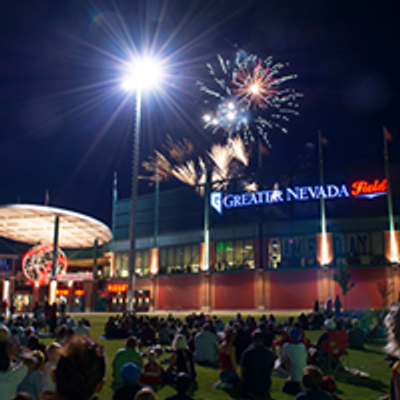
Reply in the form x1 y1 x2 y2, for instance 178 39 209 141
158 245 199 274
215 240 255 271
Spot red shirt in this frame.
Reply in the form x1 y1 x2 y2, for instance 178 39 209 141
139 361 162 385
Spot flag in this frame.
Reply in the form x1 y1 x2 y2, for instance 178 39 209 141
384 126 393 142
44 190 49 206
259 142 270 156
113 172 118 202
319 134 328 146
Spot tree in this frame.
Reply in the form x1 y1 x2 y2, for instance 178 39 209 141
333 263 355 309
376 279 393 309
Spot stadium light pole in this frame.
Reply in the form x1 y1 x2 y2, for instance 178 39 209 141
121 56 164 311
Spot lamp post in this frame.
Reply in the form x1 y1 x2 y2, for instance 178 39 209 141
121 56 164 311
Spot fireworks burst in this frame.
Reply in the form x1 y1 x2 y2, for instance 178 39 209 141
198 51 302 145
142 135 249 195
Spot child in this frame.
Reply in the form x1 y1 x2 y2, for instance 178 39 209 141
165 372 194 400
17 350 45 400
139 350 163 386
42 343 61 400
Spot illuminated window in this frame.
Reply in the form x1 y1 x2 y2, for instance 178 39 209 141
215 240 254 271
268 238 281 269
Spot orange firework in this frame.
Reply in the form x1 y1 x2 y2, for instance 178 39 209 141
233 60 280 109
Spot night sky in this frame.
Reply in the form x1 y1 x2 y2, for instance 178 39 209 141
1 0 399 226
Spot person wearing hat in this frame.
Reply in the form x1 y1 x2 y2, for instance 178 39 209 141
112 362 143 400
281 327 307 395
240 329 276 399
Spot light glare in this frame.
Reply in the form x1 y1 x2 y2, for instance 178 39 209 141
122 56 164 91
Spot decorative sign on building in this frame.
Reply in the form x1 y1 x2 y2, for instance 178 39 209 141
22 244 68 287
211 179 387 215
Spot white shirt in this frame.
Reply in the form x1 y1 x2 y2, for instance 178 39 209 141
281 342 307 382
0 364 28 400
42 360 57 393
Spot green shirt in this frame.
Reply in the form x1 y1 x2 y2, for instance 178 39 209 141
112 347 143 389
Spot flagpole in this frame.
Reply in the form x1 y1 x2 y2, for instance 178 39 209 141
319 131 328 267
384 127 397 262
111 172 118 277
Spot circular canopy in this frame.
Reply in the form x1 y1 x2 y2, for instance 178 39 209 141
0 204 112 248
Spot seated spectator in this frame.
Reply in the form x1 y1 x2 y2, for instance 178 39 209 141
54 337 106 400
17 350 45 400
27 336 46 355
194 323 218 365
133 387 157 400
295 366 333 399
321 376 342 400
240 329 275 399
113 362 143 400
0 331 37 400
0 325 11 372
74 320 90 338
158 322 171 345
20 327 33 349
385 302 400 399
139 350 163 386
233 323 250 363
218 328 239 387
347 319 366 350
167 335 196 381
140 322 155 346
42 343 61 400
316 319 337 349
281 327 307 395
112 337 143 390
165 372 194 400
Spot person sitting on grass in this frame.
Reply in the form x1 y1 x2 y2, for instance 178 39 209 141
218 328 239 387
294 366 333 400
240 329 275 399
384 302 400 400
281 327 307 396
113 362 143 400
112 337 143 390
347 319 366 350
54 337 106 400
167 335 196 382
194 323 219 365
42 342 61 400
139 350 163 386
17 349 45 400
133 387 157 400
165 372 194 400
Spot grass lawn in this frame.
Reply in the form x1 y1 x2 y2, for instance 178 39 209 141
49 314 391 400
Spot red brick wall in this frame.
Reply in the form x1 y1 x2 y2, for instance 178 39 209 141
334 267 386 309
157 275 200 310
213 272 255 310
270 269 318 310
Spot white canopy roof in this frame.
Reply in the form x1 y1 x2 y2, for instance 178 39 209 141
0 204 112 248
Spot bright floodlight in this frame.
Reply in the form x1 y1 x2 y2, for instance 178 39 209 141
122 56 164 91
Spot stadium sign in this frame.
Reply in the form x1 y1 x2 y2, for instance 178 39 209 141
211 179 387 215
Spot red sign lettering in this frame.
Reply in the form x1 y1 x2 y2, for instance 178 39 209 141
351 179 387 196
107 284 128 293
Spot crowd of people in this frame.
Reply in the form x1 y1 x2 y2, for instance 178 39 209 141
0 300 395 400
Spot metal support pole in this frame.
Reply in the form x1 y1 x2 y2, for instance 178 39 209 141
203 172 210 272
51 216 60 278
93 238 98 280
127 91 142 311
49 216 60 305
154 164 159 247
